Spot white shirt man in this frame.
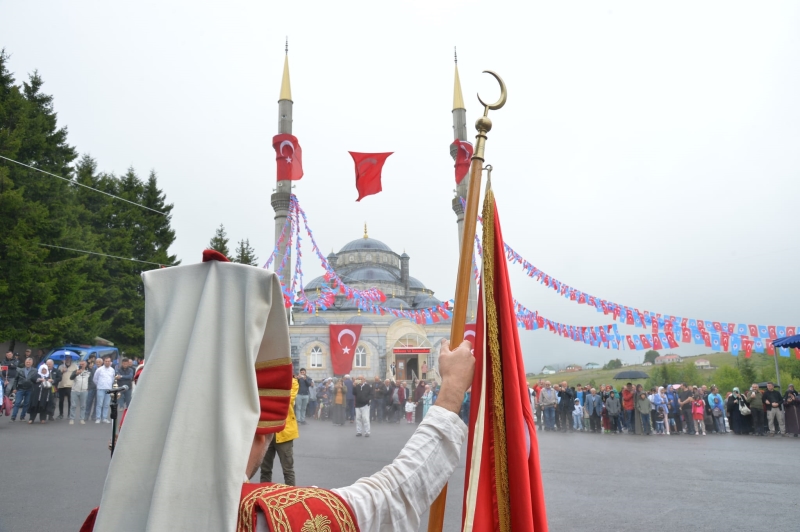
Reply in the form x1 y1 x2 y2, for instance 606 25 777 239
93 357 115 423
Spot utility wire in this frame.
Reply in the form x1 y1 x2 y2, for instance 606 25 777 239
39 243 169 266
0 155 168 216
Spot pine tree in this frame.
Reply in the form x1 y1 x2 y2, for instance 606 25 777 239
233 238 258 266
209 224 230 258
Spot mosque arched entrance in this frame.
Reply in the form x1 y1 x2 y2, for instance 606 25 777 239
392 333 431 382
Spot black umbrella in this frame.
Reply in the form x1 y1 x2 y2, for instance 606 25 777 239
613 370 650 380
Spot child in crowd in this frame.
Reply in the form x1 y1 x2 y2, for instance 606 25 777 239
654 408 665 434
572 399 583 431
692 394 707 436
404 396 416 423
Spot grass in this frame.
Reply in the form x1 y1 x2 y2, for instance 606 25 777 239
527 352 774 389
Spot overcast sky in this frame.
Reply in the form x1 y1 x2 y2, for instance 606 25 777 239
3 1 799 371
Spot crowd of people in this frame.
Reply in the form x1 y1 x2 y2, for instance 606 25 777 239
2 350 138 425
532 379 800 437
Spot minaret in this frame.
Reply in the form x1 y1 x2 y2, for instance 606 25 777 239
449 49 477 320
271 38 293 319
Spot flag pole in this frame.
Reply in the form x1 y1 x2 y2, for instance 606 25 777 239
427 70 506 532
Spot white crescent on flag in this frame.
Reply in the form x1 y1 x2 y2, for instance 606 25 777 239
337 328 357 346
459 143 471 161
279 140 295 156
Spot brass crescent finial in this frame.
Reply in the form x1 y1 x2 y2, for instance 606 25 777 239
477 70 507 112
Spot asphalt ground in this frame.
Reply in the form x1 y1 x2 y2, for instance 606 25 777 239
1 412 799 531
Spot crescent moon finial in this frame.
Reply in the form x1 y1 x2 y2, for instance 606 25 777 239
477 70 507 112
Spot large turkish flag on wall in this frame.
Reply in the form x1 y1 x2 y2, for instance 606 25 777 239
329 324 363 375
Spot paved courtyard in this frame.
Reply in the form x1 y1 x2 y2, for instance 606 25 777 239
1 415 798 531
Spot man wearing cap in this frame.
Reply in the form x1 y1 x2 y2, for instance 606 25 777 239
80 251 474 532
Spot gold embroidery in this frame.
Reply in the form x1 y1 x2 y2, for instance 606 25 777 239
259 388 291 397
301 515 331 532
238 484 357 532
257 420 286 429
255 357 292 370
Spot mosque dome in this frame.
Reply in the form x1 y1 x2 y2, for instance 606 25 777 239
344 267 398 283
346 315 374 325
382 297 409 309
339 237 393 253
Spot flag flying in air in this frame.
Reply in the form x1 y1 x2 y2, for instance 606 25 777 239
462 185 548 532
349 151 393 201
273 134 304 181
452 139 474 185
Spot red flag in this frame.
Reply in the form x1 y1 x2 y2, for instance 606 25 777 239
328 324 362 375
721 333 730 351
452 140 474 185
768 325 777 340
681 328 691 343
462 188 547 532
742 337 754 358
640 334 652 349
702 331 712 348
652 334 663 350
712 321 722 332
349 151 393 201
626 336 636 350
766 339 775 355
273 134 304 181
788 326 797 337
666 332 679 349
748 324 758 337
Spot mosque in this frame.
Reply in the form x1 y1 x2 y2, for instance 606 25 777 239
271 49 477 382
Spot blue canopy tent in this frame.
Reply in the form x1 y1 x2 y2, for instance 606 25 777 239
769 335 800 390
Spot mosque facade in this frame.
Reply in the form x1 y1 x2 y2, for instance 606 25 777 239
272 48 476 382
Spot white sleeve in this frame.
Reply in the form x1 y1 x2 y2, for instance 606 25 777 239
332 405 468 532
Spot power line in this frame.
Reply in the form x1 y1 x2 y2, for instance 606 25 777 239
39 243 169 267
0 155 168 216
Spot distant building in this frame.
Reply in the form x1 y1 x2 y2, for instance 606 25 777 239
541 366 557 375
642 361 653 367
694 358 711 369
584 362 601 370
565 364 583 372
655 354 682 365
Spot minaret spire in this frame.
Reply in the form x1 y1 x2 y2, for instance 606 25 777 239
279 37 292 103
453 47 465 111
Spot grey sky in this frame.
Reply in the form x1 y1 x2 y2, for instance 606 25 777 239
3 1 798 370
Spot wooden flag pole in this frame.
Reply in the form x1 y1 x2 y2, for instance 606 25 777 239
427 70 506 532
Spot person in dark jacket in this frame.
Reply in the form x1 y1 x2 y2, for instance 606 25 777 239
28 360 57 423
370 377 387 423
295 368 314 425
763 382 786 436
10 357 36 421
2 351 19 396
557 381 574 433
353 376 372 437
344 375 355 423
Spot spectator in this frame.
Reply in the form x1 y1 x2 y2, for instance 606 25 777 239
606 391 621 433
421 384 433 419
557 381 574 433
635 388 652 435
115 358 135 410
2 351 18 396
10 357 35 421
331 378 346 426
370 377 387 423
747 383 765 436
654 387 670 435
69 361 91 424
783 384 799 438
679 384 695 435
85 357 102 421
533 380 543 430
261 376 298 485
538 381 557 431
552 384 561 431
353 376 372 437
572 399 583 432
727 387 749 435
28 360 56 424
344 375 355 423
585 388 603 433
621 382 636 434
762 381 785 437
405 396 416 423
666 385 683 435
389 380 405 423
414 381 426 425
295 368 313 425
692 393 707 436
93 356 115 423
55 355 75 419
420 360 428 380
707 386 726 434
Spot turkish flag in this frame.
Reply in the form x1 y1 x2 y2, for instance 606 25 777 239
349 151 393 201
452 140 473 185
721 333 730 351
742 337 754 357
788 326 797 337
766 339 775 355
626 309 634 325
712 321 722 332
329 324 362 375
748 324 758 337
652 334 663 350
681 327 691 343
640 334 652 349
702 331 712 347
273 134 304 181
626 336 636 350
666 332 679 349
768 325 777 340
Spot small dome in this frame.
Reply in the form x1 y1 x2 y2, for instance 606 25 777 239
345 267 397 282
305 276 329 290
415 296 441 308
346 315 374 325
382 297 409 309
304 316 330 325
408 276 426 289
400 252 409 258
339 237 393 253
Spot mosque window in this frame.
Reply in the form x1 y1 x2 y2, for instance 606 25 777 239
349 254 355 263
365 254 372 262
354 346 367 368
309 346 323 368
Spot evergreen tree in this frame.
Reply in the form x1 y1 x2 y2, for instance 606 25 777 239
738 357 757 387
233 238 258 266
209 224 230 258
